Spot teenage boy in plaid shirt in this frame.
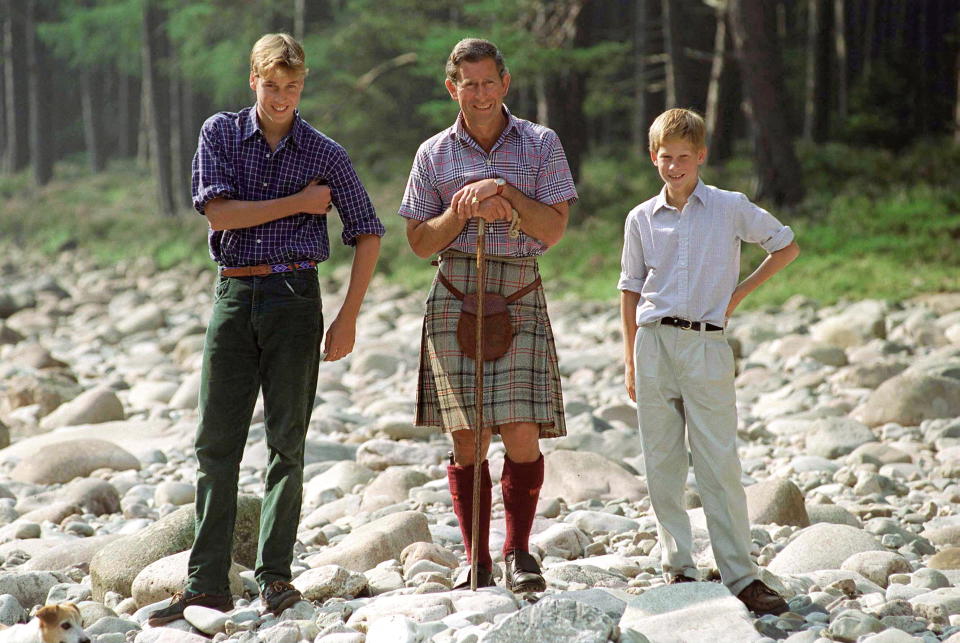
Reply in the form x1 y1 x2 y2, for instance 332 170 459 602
399 38 577 592
149 33 384 626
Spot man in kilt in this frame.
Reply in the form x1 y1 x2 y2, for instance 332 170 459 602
399 38 578 592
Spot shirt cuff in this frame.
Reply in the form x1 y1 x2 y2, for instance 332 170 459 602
760 225 795 253
618 274 645 293
193 186 234 215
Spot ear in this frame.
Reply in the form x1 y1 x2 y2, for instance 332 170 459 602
650 149 658 165
698 146 708 165
36 605 59 625
444 77 458 101
64 603 80 619
249 72 258 92
501 71 511 96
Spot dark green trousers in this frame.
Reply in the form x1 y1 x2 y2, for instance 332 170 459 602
187 270 323 595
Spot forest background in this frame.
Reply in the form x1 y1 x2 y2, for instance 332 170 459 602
1 0 959 306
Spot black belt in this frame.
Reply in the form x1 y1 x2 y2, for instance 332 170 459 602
659 316 723 332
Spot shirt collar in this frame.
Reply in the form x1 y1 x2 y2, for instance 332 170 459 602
241 105 303 149
652 178 708 214
450 104 520 151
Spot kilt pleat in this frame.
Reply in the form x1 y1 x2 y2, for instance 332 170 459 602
415 251 566 438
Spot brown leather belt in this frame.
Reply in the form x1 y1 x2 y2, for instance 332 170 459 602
219 261 317 277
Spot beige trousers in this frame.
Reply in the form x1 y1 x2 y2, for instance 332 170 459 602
634 322 757 595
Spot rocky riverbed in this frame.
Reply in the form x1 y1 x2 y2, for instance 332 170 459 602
0 249 960 643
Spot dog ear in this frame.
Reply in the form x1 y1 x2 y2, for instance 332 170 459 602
35 605 59 625
64 602 81 619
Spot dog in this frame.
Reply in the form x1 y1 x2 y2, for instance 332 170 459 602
0 603 90 643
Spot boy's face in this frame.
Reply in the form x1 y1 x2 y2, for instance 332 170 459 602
249 67 304 130
651 137 706 194
445 57 511 128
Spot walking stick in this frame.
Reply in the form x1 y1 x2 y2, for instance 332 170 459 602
470 217 486 591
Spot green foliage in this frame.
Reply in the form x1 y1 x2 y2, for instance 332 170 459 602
38 0 142 73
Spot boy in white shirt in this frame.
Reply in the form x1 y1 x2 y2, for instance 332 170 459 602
619 108 799 615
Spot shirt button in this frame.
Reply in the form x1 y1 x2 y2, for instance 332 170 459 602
256 239 262 244
265 153 270 158
485 158 491 165
262 182 268 187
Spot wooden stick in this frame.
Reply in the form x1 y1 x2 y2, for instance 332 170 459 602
470 218 486 591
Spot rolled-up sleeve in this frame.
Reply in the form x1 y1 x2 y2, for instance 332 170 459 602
325 145 385 246
734 194 794 252
535 131 579 206
398 145 443 222
618 210 647 293
191 118 236 215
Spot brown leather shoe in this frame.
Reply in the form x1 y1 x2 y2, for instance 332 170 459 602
668 574 697 584
260 580 303 616
736 580 787 615
504 550 546 593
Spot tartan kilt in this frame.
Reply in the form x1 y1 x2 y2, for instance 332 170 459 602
415 250 566 438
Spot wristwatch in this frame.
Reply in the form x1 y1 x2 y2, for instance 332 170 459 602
494 177 506 195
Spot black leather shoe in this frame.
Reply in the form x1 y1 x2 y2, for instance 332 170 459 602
147 590 232 626
260 580 303 615
452 565 495 590
504 550 546 593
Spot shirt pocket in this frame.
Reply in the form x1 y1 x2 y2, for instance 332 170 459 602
646 217 680 271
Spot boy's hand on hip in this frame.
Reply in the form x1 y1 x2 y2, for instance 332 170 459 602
323 315 356 361
300 180 332 215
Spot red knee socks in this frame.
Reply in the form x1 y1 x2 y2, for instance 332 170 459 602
501 454 544 554
447 460 493 570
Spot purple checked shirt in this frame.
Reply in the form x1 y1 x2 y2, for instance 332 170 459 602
398 106 578 257
192 106 385 267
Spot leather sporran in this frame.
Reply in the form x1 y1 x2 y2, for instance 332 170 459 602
436 271 541 362
457 292 513 361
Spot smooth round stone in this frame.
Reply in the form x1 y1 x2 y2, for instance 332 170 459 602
911 568 951 590
183 605 230 635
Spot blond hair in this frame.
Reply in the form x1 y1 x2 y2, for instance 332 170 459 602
648 108 706 153
250 33 308 78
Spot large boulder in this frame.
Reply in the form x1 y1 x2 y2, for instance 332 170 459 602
10 439 139 484
90 495 260 600
620 582 762 642
22 534 123 572
744 478 809 527
305 511 431 573
0 571 71 609
131 550 244 607
768 524 884 575
853 374 960 427
542 450 646 503
17 477 120 516
360 467 429 513
804 418 876 459
40 387 124 430
483 598 615 643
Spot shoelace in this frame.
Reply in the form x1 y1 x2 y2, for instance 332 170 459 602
266 580 295 594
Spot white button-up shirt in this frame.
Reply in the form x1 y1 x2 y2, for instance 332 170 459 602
618 180 794 326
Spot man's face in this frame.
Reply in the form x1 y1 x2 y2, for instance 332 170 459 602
651 137 706 194
249 67 304 129
445 58 510 126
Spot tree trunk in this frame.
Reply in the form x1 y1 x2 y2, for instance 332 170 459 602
169 63 186 208
137 79 149 169
141 0 176 216
705 5 739 163
631 0 649 154
729 0 804 206
955 46 960 145
118 73 133 158
81 69 105 172
3 0 28 173
294 0 306 41
803 0 831 142
833 0 847 119
26 0 51 185
662 0 678 108
544 70 587 182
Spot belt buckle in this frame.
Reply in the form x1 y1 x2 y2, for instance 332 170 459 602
679 319 693 330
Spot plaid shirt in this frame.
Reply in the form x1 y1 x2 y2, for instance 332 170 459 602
398 106 578 257
192 106 385 267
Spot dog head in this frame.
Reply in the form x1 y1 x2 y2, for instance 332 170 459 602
35 604 89 643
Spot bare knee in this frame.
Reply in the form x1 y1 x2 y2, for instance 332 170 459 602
451 428 492 466
500 422 541 463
